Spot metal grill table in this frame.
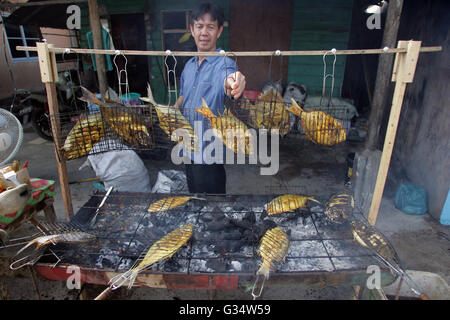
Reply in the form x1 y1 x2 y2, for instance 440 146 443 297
34 191 396 291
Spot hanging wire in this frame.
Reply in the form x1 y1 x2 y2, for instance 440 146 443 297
113 51 130 102
164 50 178 105
320 48 337 108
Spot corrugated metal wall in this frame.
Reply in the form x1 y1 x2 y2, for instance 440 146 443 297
287 0 354 96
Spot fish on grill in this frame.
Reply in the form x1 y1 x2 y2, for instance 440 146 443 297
240 88 290 136
109 224 193 290
61 112 105 160
15 231 96 256
252 227 290 299
196 98 254 155
147 196 205 213
324 193 354 223
266 194 320 215
350 220 397 263
79 87 151 147
287 99 346 146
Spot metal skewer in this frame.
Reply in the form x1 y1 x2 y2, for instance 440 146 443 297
89 186 114 227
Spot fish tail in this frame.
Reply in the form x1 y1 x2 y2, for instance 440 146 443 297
287 98 304 117
195 98 215 118
308 197 321 204
139 83 157 105
79 86 104 107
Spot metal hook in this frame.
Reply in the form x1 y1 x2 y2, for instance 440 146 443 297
320 49 337 108
113 51 130 101
164 51 178 105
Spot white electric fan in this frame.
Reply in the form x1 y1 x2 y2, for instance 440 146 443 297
0 109 23 166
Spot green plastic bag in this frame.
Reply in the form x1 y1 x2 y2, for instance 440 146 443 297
394 183 428 215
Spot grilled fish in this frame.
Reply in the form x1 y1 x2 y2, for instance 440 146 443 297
148 196 205 213
266 194 320 215
351 220 397 262
79 87 151 147
141 84 198 152
287 99 346 146
257 227 290 278
241 88 290 135
61 112 105 160
324 193 354 223
16 231 96 255
109 224 193 289
196 98 254 155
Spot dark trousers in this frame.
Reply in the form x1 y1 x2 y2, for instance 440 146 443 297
185 164 226 194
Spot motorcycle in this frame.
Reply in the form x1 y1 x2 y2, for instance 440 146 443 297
31 70 86 141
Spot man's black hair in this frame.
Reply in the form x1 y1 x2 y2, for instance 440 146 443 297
190 2 224 27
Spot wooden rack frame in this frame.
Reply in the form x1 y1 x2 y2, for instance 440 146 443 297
17 41 441 225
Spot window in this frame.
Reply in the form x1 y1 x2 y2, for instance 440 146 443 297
161 10 195 85
3 22 40 61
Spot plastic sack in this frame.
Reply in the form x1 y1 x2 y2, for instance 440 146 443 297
151 170 188 194
80 139 152 192
394 183 428 215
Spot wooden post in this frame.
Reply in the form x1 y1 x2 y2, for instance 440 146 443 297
366 0 404 150
36 42 74 219
88 0 108 97
368 40 421 225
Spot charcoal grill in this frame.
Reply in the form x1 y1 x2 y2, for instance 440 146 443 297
33 191 396 293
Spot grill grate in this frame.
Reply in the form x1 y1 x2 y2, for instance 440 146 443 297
35 192 382 275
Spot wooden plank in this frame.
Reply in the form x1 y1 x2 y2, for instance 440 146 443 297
36 42 74 219
368 41 422 226
88 0 108 97
18 45 442 56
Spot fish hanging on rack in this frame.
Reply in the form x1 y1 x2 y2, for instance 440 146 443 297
240 88 291 136
61 112 105 160
287 99 346 146
147 196 205 213
252 227 290 299
196 98 255 155
324 193 354 223
266 194 320 215
109 224 193 290
141 84 198 152
79 87 152 148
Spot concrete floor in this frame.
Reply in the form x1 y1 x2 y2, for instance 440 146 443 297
0 124 449 300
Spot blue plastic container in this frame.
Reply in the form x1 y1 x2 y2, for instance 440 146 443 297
440 189 450 226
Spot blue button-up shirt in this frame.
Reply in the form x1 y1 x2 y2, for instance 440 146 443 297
179 49 237 164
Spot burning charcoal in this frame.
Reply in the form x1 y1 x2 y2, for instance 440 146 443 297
244 211 256 224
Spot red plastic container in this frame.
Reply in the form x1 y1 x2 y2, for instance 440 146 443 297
243 90 262 100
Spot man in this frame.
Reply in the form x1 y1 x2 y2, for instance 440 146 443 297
173 2 246 194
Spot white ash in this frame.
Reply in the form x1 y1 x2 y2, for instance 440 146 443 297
189 259 215 273
322 240 370 257
230 260 242 272
331 256 378 270
287 240 328 258
280 257 334 272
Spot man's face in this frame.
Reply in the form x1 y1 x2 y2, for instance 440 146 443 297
190 13 223 52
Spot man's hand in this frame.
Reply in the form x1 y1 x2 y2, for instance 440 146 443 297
170 95 183 109
224 71 246 99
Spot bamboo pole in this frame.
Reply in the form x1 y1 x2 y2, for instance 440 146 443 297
36 42 74 219
16 45 442 57
368 40 422 225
